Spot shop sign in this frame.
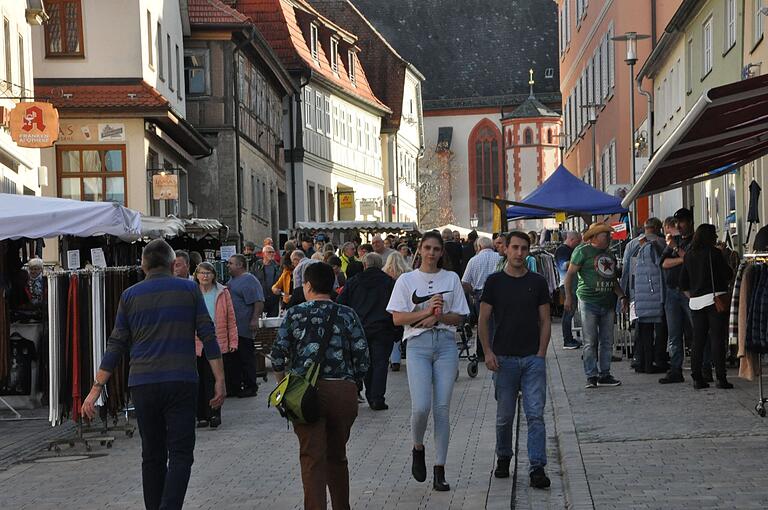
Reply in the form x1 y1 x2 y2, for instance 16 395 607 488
611 222 628 240
9 102 60 148
99 123 125 141
554 211 567 223
359 199 378 216
152 174 179 200
338 191 355 209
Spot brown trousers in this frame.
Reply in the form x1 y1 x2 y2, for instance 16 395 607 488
293 379 359 510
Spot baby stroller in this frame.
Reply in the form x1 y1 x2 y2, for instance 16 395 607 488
457 319 479 378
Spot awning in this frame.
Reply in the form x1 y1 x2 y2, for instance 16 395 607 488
0 194 141 241
140 215 226 239
294 221 420 234
623 74 768 208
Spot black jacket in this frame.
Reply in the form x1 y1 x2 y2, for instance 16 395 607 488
337 268 399 338
679 247 733 297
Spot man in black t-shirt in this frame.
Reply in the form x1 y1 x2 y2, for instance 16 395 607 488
478 231 551 489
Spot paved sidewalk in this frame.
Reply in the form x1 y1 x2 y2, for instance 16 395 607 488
0 354 564 509
548 328 768 510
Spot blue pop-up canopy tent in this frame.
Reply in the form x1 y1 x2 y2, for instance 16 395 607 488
506 165 629 219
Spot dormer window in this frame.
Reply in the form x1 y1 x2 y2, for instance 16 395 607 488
330 37 339 73
310 24 319 62
348 50 356 84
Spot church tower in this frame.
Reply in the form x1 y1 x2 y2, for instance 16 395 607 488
502 71 563 203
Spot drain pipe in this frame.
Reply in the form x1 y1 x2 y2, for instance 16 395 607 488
636 77 654 155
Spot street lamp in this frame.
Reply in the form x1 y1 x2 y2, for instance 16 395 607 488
470 214 479 229
554 132 568 163
612 32 650 187
580 103 601 188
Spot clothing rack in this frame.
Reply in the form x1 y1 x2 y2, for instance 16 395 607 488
738 253 768 417
46 267 141 453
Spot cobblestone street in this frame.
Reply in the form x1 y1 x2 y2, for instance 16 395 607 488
2 328 768 509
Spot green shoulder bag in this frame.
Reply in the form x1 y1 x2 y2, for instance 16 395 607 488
268 306 338 424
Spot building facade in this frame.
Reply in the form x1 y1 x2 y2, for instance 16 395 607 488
637 0 743 229
353 0 561 232
184 0 296 245
0 1 44 196
239 0 390 224
306 0 425 224
556 0 679 226
743 0 768 232
32 0 210 221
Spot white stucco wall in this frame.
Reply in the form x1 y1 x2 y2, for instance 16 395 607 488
31 0 185 115
0 1 42 195
295 80 385 222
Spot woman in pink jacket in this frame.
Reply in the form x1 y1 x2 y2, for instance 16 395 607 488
194 262 238 428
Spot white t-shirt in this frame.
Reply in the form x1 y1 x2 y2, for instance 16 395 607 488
387 268 470 341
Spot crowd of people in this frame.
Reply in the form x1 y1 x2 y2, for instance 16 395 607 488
76 211 760 510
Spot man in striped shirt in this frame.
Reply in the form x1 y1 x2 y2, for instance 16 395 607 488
462 237 502 361
82 239 225 510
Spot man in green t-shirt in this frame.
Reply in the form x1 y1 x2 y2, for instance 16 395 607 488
564 223 629 389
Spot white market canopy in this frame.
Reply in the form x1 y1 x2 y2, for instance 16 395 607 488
0 193 141 241
294 221 420 234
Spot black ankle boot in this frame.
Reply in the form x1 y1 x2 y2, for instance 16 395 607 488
716 379 734 389
433 465 450 491
411 448 426 482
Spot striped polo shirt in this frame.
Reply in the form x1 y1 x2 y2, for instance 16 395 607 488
100 272 221 387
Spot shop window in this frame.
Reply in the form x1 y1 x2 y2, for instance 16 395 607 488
468 119 504 228
44 0 84 58
57 145 126 205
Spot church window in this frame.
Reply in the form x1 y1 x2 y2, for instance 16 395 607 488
469 120 504 228
524 128 533 145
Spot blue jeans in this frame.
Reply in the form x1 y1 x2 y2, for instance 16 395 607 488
561 286 576 343
406 328 459 466
665 288 692 371
391 342 401 364
580 301 616 378
132 381 197 510
493 355 547 472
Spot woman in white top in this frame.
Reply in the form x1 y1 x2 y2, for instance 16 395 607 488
383 252 412 371
386 231 469 492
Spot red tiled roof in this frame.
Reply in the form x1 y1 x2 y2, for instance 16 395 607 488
236 0 390 113
35 81 170 110
188 0 250 26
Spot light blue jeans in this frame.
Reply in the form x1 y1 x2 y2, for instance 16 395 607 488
406 328 459 466
493 355 547 472
580 301 616 378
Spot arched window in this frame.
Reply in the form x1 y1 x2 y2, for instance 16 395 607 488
468 119 505 228
547 128 553 144
524 128 533 145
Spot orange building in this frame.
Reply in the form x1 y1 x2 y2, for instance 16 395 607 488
555 0 684 225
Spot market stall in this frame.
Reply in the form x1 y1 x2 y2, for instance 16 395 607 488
0 194 141 423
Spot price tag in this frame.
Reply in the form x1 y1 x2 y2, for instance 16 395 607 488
220 245 237 261
67 250 81 270
91 248 107 268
